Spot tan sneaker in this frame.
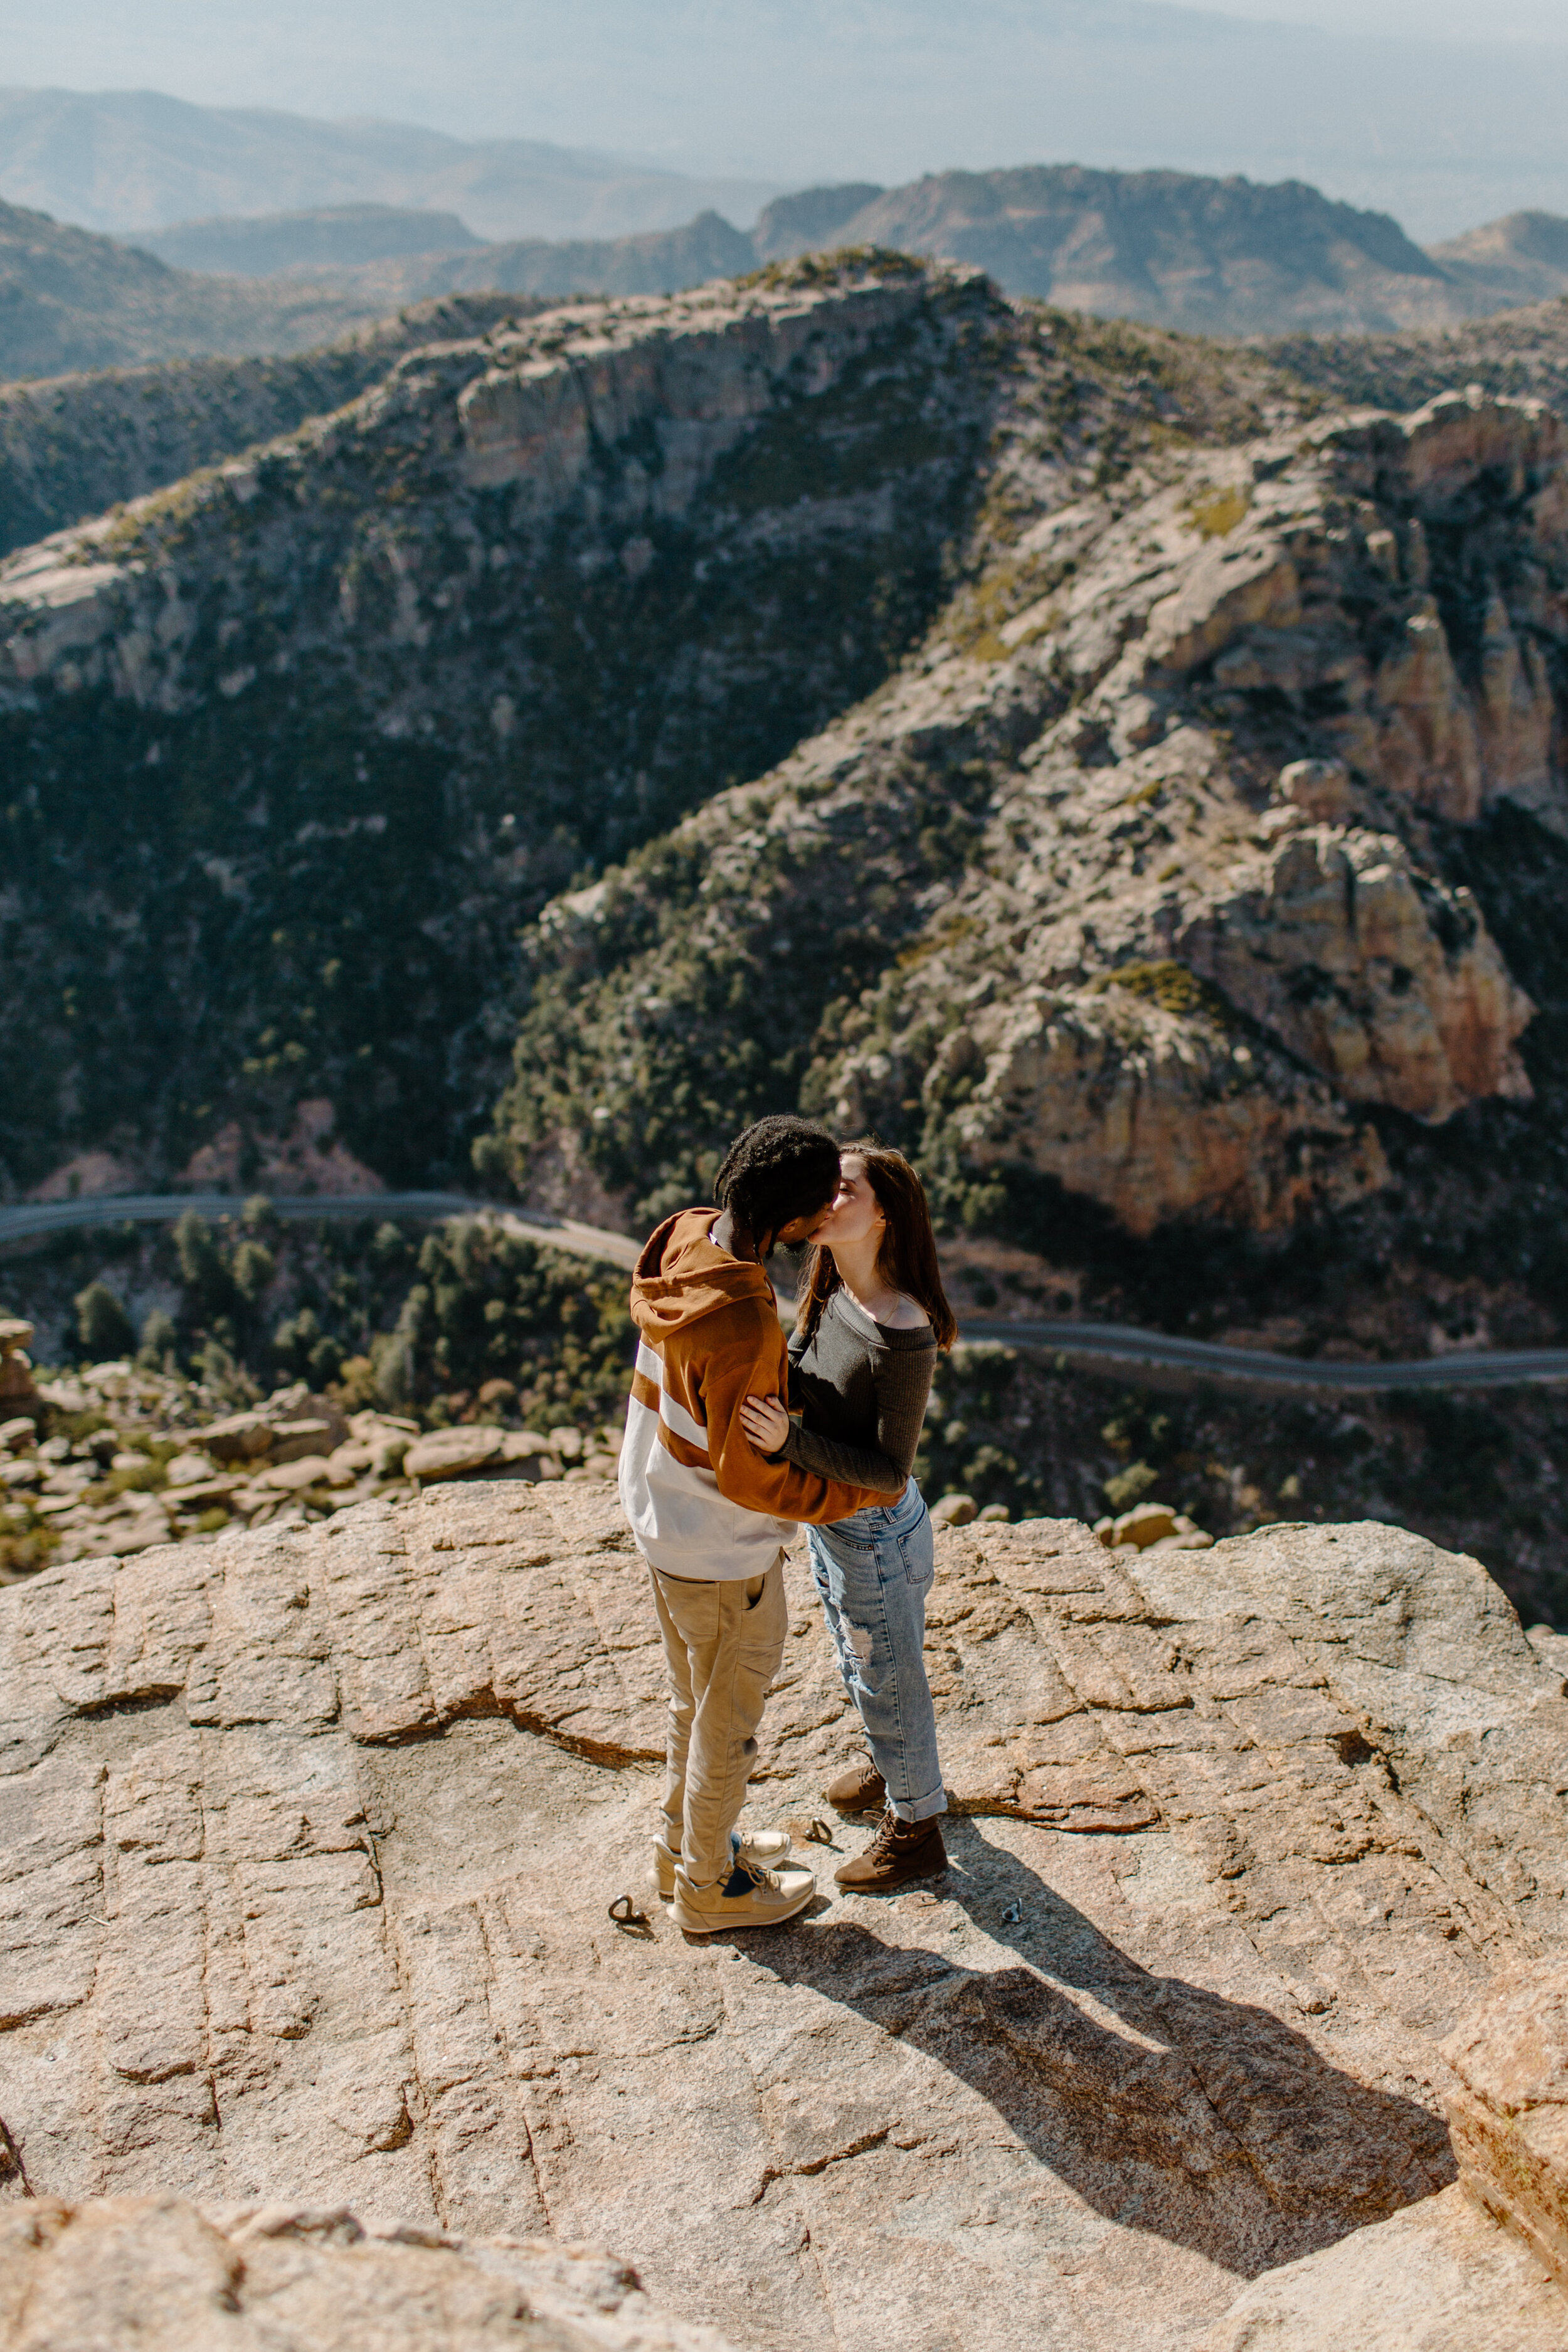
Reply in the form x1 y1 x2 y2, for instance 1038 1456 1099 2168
672 1856 817 1934
826 1753 887 1812
654 1828 793 1900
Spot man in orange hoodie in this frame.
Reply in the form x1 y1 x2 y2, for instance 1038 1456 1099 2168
620 1115 887 1934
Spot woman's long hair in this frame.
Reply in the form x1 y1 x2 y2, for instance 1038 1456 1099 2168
797 1140 957 1350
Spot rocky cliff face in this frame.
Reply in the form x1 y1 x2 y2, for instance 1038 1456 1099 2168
0 295 530 558
1 1490 1564 2347
492 380 1562 1246
0 260 999 1194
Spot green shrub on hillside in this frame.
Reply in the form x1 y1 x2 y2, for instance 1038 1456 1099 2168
40 1207 635 1430
74 1281 134 1360
371 1224 632 1423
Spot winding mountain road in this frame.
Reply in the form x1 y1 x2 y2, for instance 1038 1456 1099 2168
3 1190 1565 1392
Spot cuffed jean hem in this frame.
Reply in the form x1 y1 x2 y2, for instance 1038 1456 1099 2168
808 1476 947 1827
882 1780 949 1826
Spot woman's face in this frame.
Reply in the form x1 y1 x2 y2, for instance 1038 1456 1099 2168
817 1153 885 1249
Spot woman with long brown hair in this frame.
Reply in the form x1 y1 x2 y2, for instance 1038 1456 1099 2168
739 1140 956 1892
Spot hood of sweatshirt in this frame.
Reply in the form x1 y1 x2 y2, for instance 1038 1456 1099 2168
628 1207 776 1343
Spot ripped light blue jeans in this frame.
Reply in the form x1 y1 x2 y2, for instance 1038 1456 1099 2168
807 1476 947 1824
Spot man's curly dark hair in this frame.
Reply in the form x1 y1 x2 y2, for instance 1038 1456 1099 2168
712 1116 840 1250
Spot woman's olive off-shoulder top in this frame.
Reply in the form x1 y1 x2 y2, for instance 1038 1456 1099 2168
778 1285 936 1493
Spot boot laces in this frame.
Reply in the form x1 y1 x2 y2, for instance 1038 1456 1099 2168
867 1806 914 1863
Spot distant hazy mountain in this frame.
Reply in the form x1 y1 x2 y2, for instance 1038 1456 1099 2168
137 204 484 277
0 87 777 241
750 186 886 261
0 201 389 377
10 3 1567 238
293 210 760 306
1429 213 1568 314
817 171 1568 333
218 169 1568 342
787 169 1468 336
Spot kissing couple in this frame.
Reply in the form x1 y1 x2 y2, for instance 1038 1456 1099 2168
618 1115 957 1935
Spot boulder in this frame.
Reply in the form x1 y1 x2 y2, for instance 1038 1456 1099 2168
268 1407 351 1466
262 1456 335 1495
164 1476 243 1512
0 2195 738 2352
2 1498 1564 2348
1110 1503 1178 1549
202 1412 278 1465
1277 757 1353 824
1443 1961 1568 2294
0 1320 38 1416
164 1453 216 1487
403 1426 504 1482
930 1491 978 1526
498 1431 561 1481
203 1394 352 1468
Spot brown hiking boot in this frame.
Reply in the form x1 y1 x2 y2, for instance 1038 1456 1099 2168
826 1754 886 1812
834 1808 948 1893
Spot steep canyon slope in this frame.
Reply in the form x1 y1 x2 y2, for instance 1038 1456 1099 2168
488 358 1568 1334
0 259 1000 1193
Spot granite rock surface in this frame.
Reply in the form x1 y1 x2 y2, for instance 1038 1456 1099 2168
1443 1957 1568 2293
0 2195 736 2352
2 1484 1565 2348
1191 2183 1566 2351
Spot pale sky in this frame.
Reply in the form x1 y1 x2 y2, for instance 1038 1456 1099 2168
1216 0 1567 36
1 1 1563 149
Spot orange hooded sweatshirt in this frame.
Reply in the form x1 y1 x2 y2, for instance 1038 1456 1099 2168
618 1207 887 1578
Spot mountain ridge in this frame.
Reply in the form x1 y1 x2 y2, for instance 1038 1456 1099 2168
135 201 486 277
11 167 1568 393
0 292 539 556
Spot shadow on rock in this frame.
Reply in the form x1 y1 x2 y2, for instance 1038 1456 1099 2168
750 1820 1455 2279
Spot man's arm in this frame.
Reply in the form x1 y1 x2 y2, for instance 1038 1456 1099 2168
699 1316 886 1523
